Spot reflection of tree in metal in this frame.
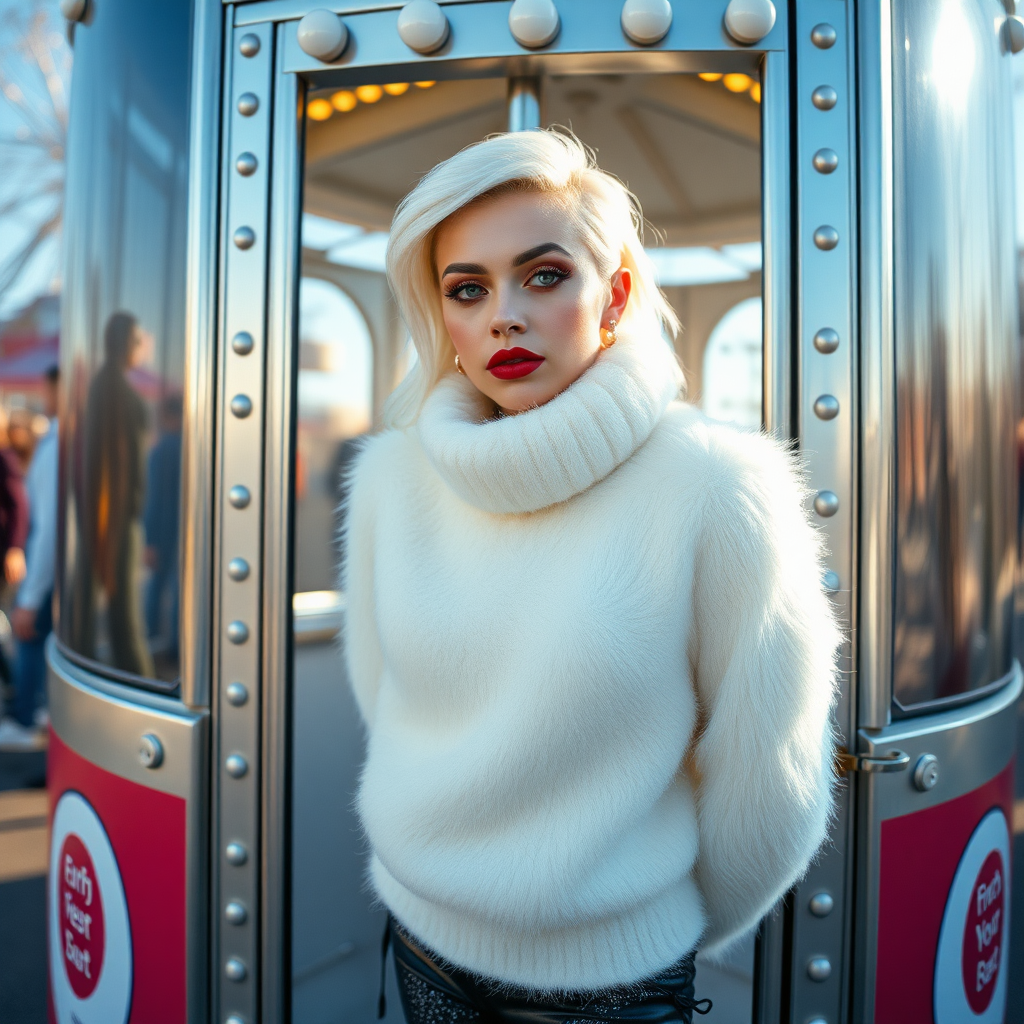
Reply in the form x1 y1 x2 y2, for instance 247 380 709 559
0 2 69 307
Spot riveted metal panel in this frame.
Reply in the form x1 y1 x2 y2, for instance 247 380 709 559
787 3 859 1023
214 16 274 1024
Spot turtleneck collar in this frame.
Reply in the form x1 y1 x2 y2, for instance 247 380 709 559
416 337 683 514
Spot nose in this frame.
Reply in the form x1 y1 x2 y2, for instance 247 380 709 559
489 314 526 340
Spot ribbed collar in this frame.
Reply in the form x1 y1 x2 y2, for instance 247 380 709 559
416 337 683 514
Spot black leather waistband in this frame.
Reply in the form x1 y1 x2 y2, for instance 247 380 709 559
383 916 711 1024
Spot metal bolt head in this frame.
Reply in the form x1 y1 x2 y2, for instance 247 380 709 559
237 92 259 116
813 225 839 251
913 753 939 792
239 33 260 57
225 956 248 982
233 227 255 251
723 0 776 45
139 733 164 769
297 9 349 61
807 956 832 982
226 1016 246 1024
225 900 248 925
812 85 838 111
397 0 450 54
620 0 673 46
236 152 258 177
814 490 840 517
809 891 835 917
232 331 254 356
813 148 839 174
230 394 253 419
225 753 249 779
810 22 836 49
822 571 840 595
226 682 249 707
227 620 250 645
813 327 840 354
814 394 840 421
228 557 250 582
508 0 560 49
225 841 248 866
229 485 251 509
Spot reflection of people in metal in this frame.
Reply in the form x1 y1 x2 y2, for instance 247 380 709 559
343 133 840 1024
77 312 153 677
143 394 182 663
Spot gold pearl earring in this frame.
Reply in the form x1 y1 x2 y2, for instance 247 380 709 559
454 353 467 375
601 320 618 349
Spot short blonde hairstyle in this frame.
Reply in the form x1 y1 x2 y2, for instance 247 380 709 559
384 129 679 427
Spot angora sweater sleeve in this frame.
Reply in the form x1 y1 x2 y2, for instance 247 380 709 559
340 442 385 730
689 427 840 955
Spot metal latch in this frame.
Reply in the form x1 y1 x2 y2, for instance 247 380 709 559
836 748 911 774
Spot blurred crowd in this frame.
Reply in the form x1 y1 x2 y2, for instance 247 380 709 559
0 364 59 750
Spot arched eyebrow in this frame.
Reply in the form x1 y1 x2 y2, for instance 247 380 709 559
512 243 571 267
441 262 486 277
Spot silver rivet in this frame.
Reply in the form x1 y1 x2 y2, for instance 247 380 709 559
226 900 248 925
225 841 248 866
228 558 250 582
226 1016 246 1024
397 0 450 54
1007 16 1024 55
809 891 835 917
812 85 838 111
814 490 840 517
913 753 939 792
296 9 349 61
239 33 260 57
723 0 777 45
225 957 247 982
822 570 841 594
229 485 251 509
230 394 253 419
227 621 250 645
813 327 840 354
814 395 840 420
139 733 164 769
807 957 832 982
508 0 560 48
226 682 249 706
812 148 838 174
813 225 839 251
808 1019 828 1024
232 331 254 356
620 0 673 46
233 226 255 250
237 92 259 116
225 753 249 779
236 152 258 176
810 22 836 48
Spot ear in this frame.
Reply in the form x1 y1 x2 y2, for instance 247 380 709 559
604 267 632 328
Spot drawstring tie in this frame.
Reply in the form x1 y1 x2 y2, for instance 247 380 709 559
652 983 713 1017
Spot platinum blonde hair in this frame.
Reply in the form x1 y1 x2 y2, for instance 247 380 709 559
384 129 679 428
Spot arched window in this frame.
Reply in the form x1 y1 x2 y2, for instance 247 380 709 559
701 297 762 430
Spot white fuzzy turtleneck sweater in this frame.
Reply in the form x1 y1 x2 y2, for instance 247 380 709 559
342 336 840 992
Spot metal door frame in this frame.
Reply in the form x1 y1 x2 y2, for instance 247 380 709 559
208 4 865 1023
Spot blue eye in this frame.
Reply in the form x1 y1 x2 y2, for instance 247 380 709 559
527 266 569 288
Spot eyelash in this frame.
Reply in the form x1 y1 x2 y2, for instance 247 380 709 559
443 265 571 303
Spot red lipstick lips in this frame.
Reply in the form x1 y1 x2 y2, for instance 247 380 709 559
486 347 545 380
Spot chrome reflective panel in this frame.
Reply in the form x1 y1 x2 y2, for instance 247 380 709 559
59 0 194 690
890 0 1018 712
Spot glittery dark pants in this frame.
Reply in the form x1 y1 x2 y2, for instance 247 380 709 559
387 919 711 1024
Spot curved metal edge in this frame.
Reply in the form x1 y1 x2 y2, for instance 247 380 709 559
181 0 226 711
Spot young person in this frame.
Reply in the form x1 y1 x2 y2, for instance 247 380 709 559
342 130 840 1024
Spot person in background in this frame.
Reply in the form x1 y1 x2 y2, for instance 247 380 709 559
144 393 182 663
0 382 43 750
7 406 37 474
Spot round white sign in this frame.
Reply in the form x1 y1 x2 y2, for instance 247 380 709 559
49 791 133 1024
934 807 1011 1024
